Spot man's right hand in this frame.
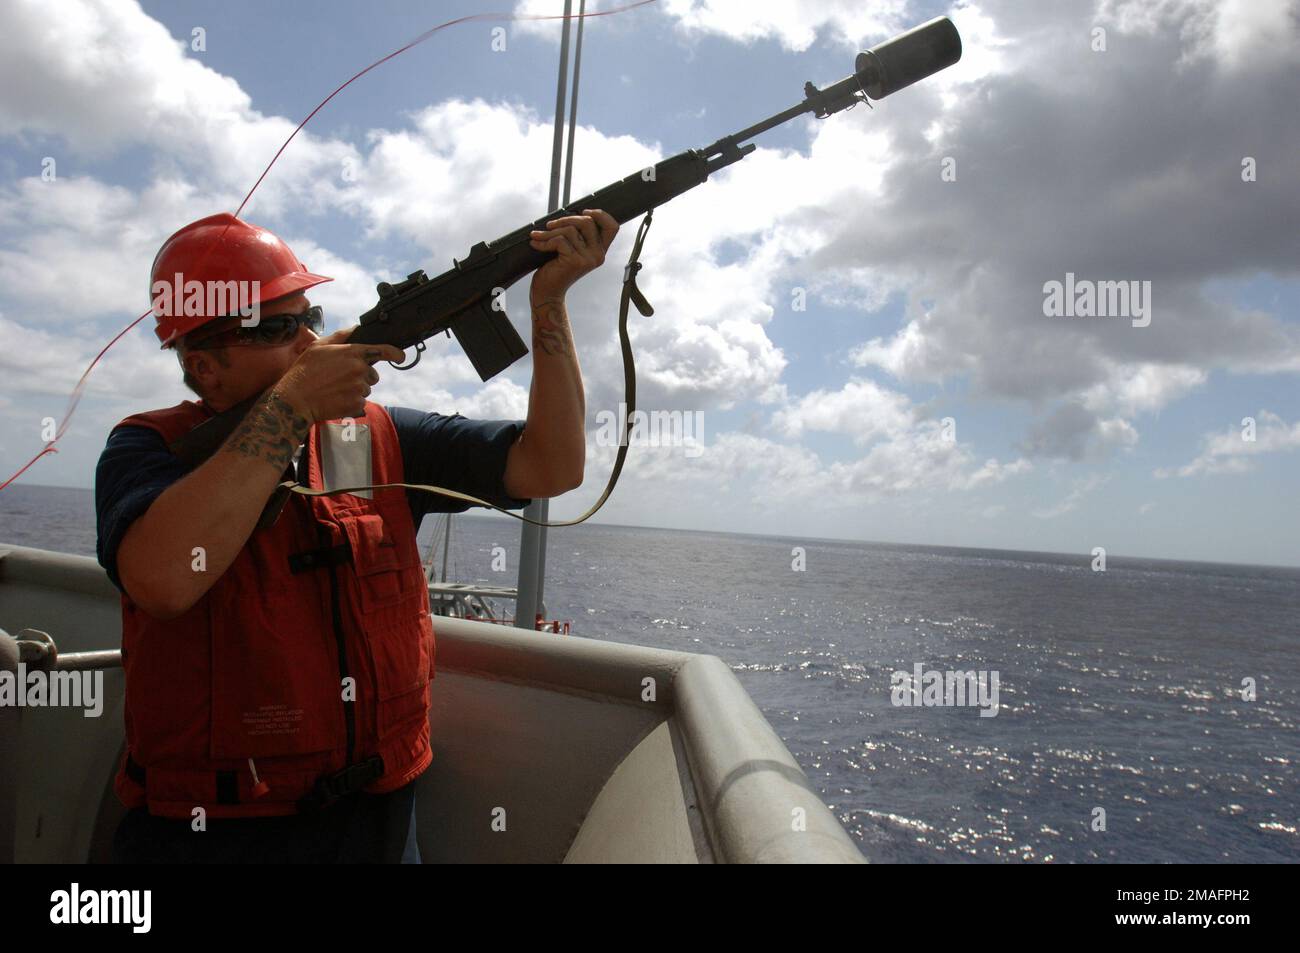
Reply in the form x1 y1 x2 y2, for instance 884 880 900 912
276 326 406 423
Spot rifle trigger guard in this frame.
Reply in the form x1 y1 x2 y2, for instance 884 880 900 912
389 340 425 371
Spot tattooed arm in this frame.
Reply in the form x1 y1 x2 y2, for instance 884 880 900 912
223 389 312 472
114 387 312 619
116 334 403 620
502 208 619 498
501 292 588 499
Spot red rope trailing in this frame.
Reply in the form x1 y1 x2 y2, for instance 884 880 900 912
0 0 657 493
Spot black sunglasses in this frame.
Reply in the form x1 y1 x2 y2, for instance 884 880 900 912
188 306 324 350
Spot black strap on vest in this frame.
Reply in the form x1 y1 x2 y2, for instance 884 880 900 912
129 752 385 813
125 752 146 785
215 771 239 805
288 540 353 574
125 753 240 806
257 481 294 532
296 756 386 814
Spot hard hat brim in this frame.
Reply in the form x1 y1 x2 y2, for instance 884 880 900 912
157 271 334 348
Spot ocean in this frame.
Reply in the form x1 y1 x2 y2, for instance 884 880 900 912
3 482 1297 863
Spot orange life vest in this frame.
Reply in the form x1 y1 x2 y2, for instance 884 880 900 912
111 399 434 819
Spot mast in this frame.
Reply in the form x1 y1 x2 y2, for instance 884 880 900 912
517 0 585 630
440 513 451 584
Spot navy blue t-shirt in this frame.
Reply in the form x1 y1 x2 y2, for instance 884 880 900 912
94 406 531 593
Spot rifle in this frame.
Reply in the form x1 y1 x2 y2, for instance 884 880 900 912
170 17 961 508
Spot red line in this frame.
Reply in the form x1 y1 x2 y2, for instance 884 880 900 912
1 0 658 493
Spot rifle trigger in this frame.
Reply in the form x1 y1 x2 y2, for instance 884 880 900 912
389 340 425 371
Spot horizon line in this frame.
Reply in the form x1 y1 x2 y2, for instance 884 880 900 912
7 479 1299 573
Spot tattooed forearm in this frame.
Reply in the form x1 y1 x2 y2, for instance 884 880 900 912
222 390 311 471
531 296 574 358
515 291 585 493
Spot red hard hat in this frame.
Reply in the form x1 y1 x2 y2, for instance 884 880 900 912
150 212 333 348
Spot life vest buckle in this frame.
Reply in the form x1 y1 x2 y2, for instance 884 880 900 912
297 755 385 813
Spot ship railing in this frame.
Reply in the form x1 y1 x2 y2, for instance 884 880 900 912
2 626 121 670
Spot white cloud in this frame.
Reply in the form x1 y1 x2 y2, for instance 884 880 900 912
1033 473 1110 519
0 0 357 212
768 377 1029 498
958 455 1032 490
1079 363 1207 417
1097 0 1298 73
0 176 225 320
658 0 910 52
1020 401 1140 462
511 0 913 51
852 318 959 382
0 313 181 403
565 380 1030 517
827 418 1027 497
434 377 532 421
1158 410 1300 478
772 378 914 443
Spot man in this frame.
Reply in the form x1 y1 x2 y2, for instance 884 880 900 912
95 209 617 862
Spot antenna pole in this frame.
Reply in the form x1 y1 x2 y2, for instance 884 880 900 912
517 0 578 630
440 514 451 585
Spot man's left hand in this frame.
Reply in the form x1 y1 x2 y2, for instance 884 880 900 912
529 208 619 303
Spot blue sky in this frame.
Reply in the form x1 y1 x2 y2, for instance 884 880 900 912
1 0 1297 566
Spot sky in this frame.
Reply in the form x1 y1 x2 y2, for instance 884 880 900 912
0 0 1297 567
